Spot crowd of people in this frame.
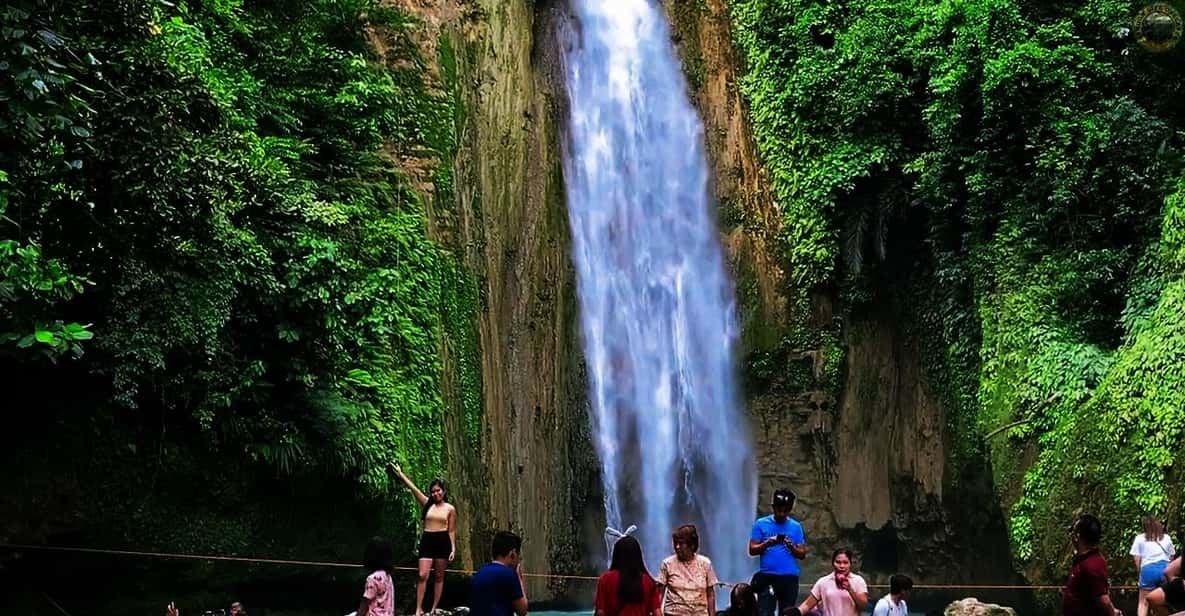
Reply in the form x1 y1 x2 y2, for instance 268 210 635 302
382 475 1185 616
347 478 908 616
164 467 1185 616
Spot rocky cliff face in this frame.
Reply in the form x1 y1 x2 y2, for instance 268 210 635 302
663 0 1016 587
381 0 1017 600
446 0 601 596
376 0 599 599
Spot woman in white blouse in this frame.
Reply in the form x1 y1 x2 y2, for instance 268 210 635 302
1132 515 1176 616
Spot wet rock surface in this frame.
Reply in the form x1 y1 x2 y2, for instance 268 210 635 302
943 598 1019 616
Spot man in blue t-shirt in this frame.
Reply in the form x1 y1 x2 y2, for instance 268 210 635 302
469 531 529 616
748 489 807 616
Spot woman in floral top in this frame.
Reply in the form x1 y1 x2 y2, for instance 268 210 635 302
656 525 718 616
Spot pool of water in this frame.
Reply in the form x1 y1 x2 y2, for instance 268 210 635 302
531 610 926 616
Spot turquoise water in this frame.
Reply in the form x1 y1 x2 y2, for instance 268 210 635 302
530 610 925 616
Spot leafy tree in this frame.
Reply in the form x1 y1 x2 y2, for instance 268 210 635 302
730 0 1185 585
0 3 473 597
1 3 96 360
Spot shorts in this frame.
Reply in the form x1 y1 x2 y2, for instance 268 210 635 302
1142 561 1170 589
418 530 451 560
1162 578 1185 609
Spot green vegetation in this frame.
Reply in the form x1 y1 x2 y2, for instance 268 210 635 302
0 0 476 607
730 0 1185 585
9 0 1185 607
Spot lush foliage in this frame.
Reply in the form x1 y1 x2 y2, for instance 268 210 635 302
0 4 96 360
1 0 472 569
730 0 1185 581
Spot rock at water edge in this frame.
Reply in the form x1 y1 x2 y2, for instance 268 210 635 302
943 598 1019 616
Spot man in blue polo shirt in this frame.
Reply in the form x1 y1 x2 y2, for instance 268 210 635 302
749 489 807 616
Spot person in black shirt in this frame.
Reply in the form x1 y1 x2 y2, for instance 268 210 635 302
721 583 758 616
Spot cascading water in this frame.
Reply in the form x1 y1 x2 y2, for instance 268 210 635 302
558 0 757 586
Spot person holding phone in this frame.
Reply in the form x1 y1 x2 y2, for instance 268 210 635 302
749 490 807 616
469 531 529 616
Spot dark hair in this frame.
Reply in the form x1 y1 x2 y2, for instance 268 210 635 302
363 536 394 574
729 583 758 616
610 536 649 604
492 530 522 559
831 548 854 565
1074 514 1103 545
890 574 913 595
772 489 796 509
421 478 448 520
672 524 699 553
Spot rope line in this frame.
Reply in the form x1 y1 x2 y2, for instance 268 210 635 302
0 544 590 580
42 593 75 616
0 543 1147 591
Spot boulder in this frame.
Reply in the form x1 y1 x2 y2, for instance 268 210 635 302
943 598 1019 616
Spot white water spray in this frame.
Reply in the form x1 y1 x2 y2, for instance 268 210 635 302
559 0 758 585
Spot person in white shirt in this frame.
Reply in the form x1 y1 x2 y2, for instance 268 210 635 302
1133 516 1176 616
872 575 911 616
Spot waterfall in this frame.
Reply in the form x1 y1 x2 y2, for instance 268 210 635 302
558 0 758 587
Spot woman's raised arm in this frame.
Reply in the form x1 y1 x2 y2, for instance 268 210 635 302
388 462 429 506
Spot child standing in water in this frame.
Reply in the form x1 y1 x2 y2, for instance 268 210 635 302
657 524 719 616
357 537 396 616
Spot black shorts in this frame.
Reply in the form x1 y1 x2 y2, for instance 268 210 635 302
418 530 451 560
1163 578 1185 612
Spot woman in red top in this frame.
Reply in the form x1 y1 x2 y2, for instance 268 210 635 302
596 536 662 616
